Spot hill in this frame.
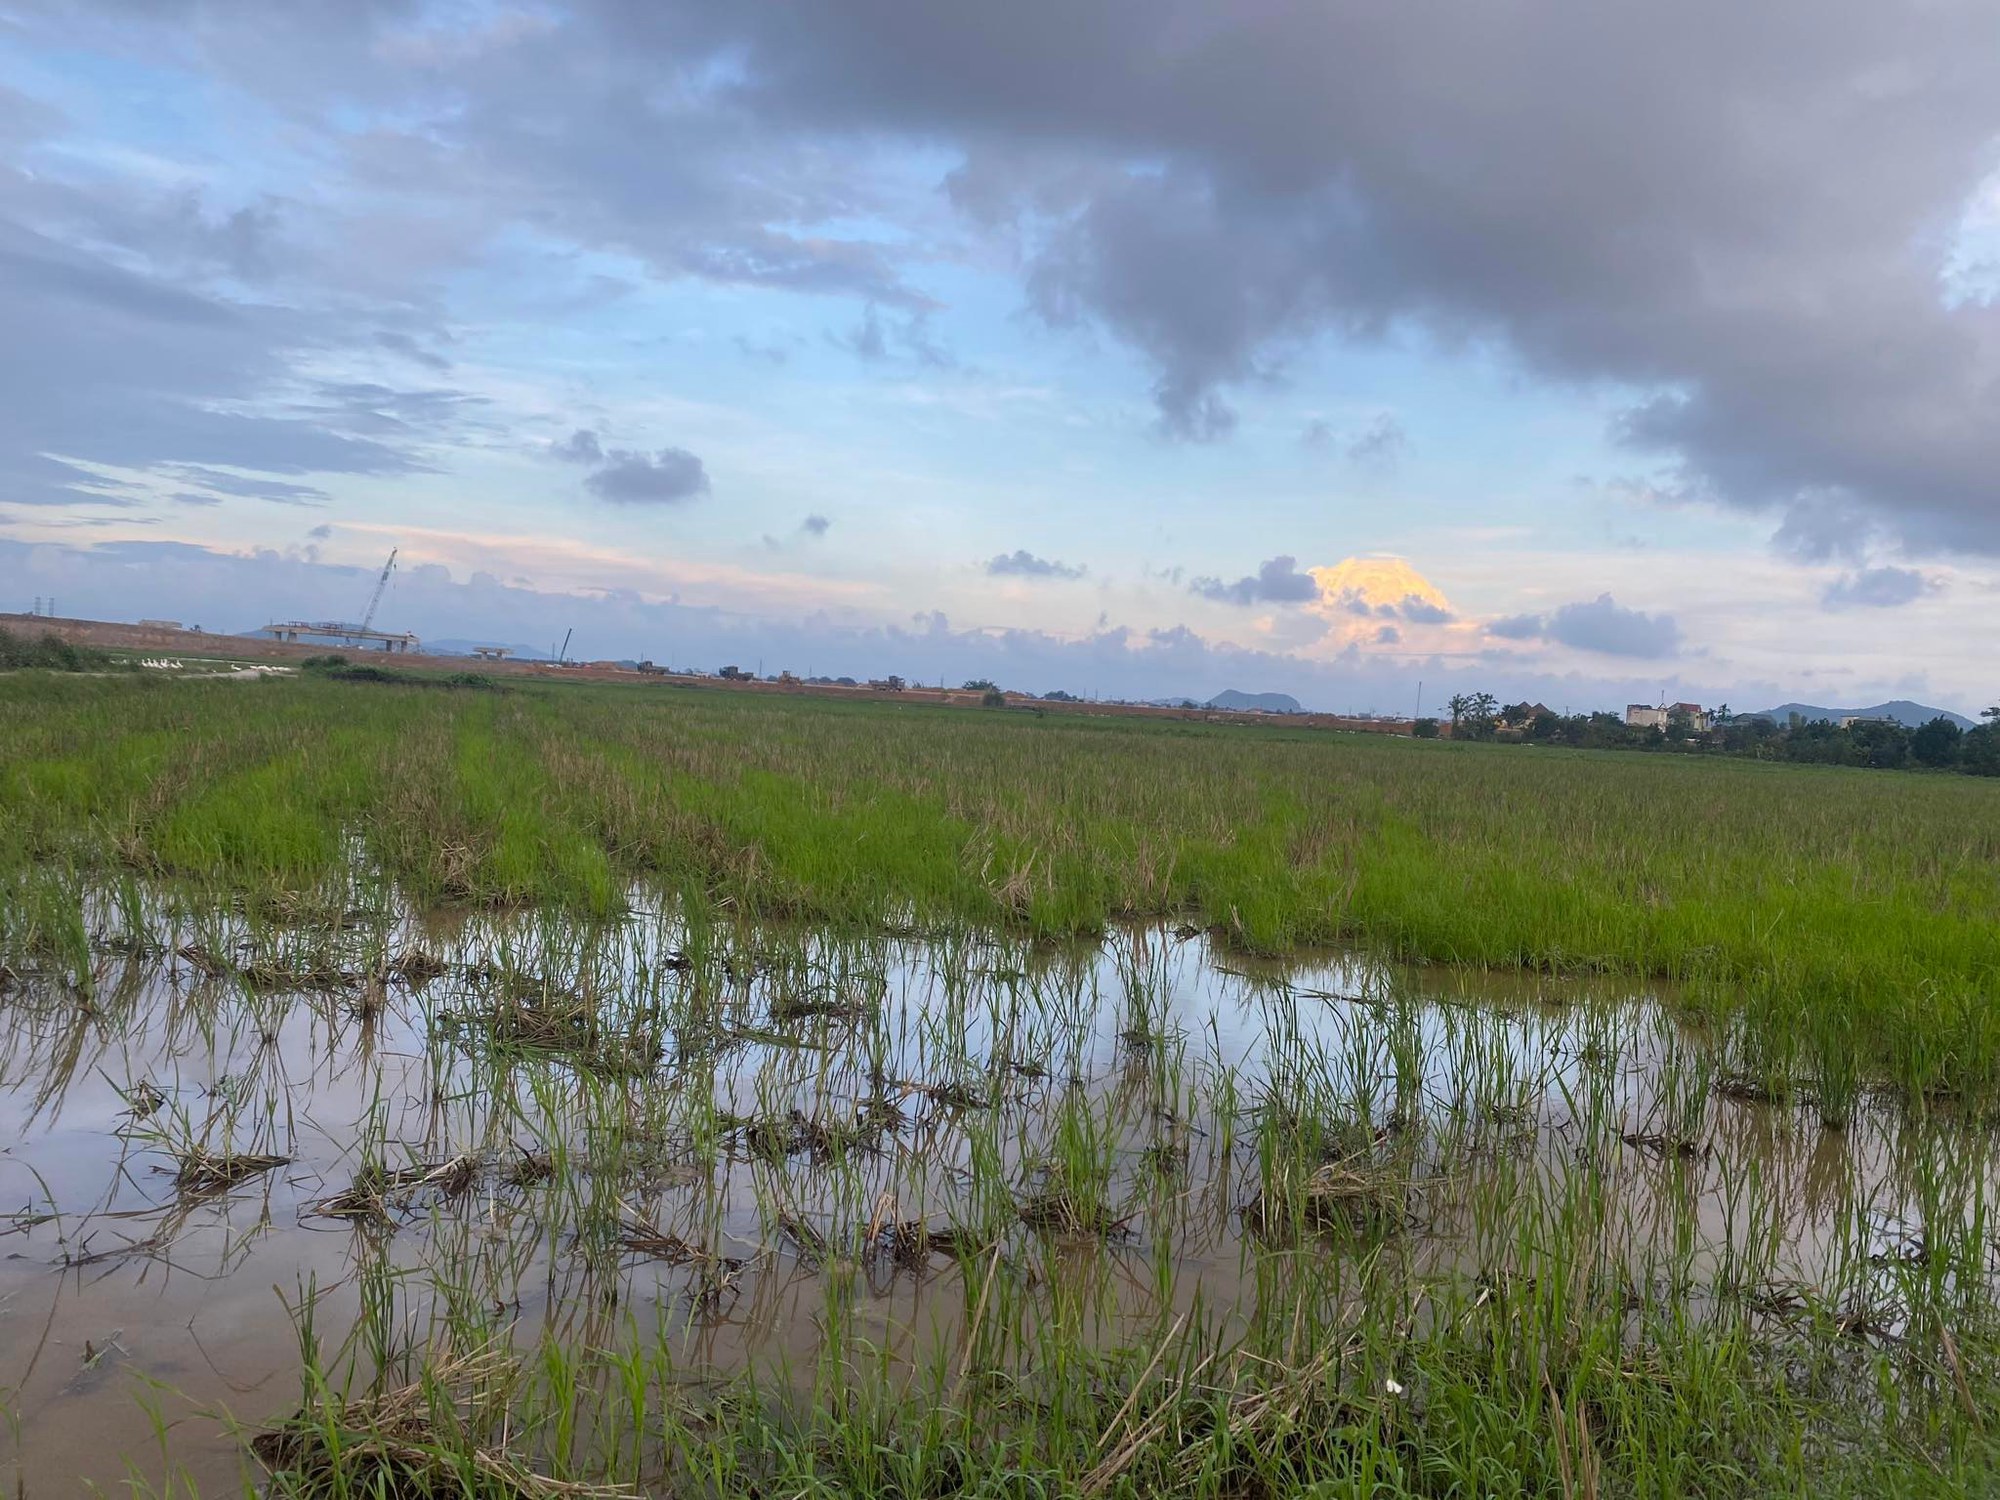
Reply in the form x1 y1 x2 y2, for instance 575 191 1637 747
1208 689 1303 714
1746 700 1975 731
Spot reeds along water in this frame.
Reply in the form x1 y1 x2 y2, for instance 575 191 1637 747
0 884 1995 1497
5 671 1999 1102
1 672 1998 1494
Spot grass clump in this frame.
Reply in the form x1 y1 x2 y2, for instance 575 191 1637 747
252 1348 628 1498
173 1147 291 1194
0 626 119 672
301 653 508 691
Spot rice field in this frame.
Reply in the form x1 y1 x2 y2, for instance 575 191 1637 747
2 670 1997 1496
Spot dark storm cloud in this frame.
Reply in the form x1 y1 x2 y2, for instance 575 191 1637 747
301 9 931 313
1486 613 1546 642
1491 595 1682 659
1769 494 1880 564
986 549 1085 579
12 2 2000 553
572 0 2000 549
1548 596 1682 658
550 429 606 465
1190 555 1318 606
549 424 711 504
1397 596 1452 625
584 446 711 505
1821 565 1934 611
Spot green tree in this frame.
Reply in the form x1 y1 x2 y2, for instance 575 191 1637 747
1446 691 1498 727
1962 722 2000 777
1454 691 1498 739
1911 716 1963 768
1847 718 1911 770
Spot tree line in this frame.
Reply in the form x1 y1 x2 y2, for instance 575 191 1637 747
1419 693 2000 776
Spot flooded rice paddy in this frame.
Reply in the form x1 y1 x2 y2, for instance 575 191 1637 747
4 885 1996 1495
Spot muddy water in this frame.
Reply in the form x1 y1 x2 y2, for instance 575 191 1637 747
1 904 1994 1495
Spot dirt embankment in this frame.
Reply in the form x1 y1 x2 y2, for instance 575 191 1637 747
0 612 1413 735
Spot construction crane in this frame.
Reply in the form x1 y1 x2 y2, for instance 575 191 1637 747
359 549 397 634
258 546 417 652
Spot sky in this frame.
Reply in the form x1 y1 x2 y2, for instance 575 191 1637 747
3 1 1998 715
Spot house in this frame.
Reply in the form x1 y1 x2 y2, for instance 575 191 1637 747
1626 702 1711 732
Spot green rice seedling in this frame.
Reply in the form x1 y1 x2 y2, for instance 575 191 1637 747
4 674 2000 1497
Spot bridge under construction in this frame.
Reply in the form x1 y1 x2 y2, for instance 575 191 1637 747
258 548 417 652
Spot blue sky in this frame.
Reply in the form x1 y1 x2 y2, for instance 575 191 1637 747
4 2 1997 714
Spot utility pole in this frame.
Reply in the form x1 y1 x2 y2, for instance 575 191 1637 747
1415 679 1423 721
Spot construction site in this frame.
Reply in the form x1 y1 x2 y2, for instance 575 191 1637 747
255 550 418 652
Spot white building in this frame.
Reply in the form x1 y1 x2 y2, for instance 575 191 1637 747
1626 702 1711 732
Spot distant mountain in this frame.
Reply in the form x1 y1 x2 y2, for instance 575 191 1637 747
1745 700 1975 731
1208 689 1304 714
